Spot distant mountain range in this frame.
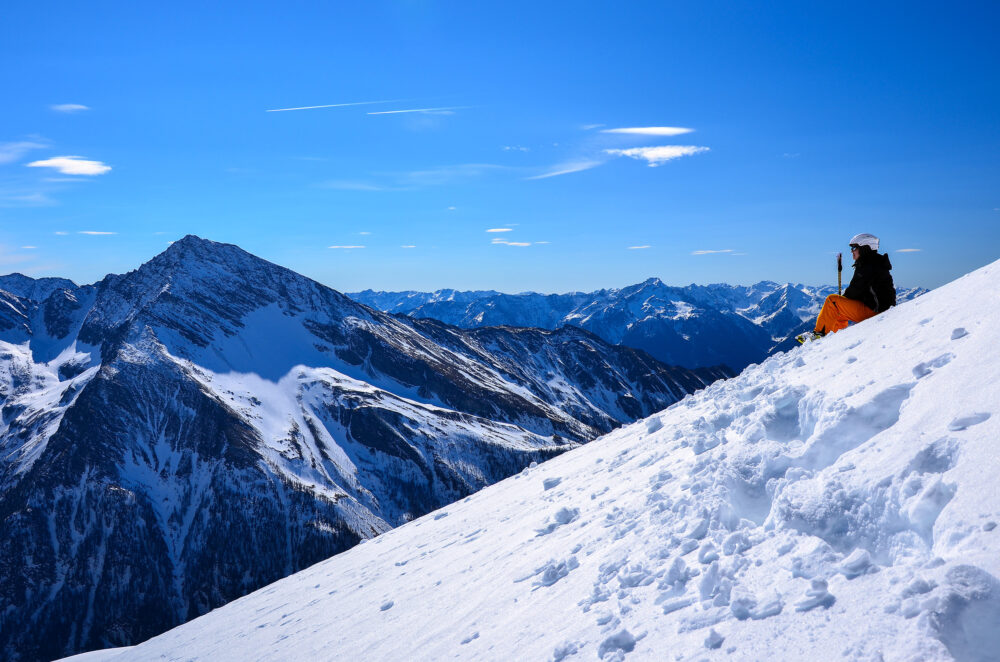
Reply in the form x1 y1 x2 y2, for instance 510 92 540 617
350 279 927 371
0 236 724 662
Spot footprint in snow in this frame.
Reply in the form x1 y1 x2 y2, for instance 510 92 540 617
948 412 990 431
543 477 562 490
597 629 637 659
912 353 954 379
536 507 580 536
951 327 969 340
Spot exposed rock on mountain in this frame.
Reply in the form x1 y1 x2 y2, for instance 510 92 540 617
0 236 723 662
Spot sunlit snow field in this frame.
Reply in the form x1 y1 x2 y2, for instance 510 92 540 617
66 259 1000 662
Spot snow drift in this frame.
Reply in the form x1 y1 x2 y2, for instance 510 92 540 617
70 258 1000 661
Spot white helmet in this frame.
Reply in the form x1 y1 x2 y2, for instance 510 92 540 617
849 233 879 251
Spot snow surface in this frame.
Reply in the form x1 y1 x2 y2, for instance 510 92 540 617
71 259 1000 661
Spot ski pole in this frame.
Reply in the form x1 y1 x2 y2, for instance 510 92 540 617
837 253 842 295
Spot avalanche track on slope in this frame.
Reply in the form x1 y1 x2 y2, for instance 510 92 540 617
80 259 999 662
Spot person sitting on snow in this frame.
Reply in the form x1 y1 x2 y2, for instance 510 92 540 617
802 233 896 341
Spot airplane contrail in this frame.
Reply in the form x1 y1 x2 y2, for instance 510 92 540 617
367 106 468 115
266 100 401 112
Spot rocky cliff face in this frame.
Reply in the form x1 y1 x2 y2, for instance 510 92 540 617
0 236 724 662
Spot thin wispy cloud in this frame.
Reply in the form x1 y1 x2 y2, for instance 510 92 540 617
78 231 116 235
21 245 37 249
535 241 551 245
0 141 47 165
51 104 90 113
328 245 365 249
367 106 468 116
581 124 605 131
401 245 416 249
266 100 400 112
358 231 371 236
606 146 709 167
486 228 513 233
27 156 111 175
320 179 387 192
0 190 55 207
526 159 603 180
692 249 733 255
54 231 69 236
602 127 693 136
896 248 922 253
628 245 651 250
0 245 34 268
401 163 504 187
492 238 531 247
502 145 530 152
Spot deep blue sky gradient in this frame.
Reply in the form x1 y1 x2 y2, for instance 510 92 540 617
1 1 997 292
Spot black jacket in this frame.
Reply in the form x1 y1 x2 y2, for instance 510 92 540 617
844 248 896 313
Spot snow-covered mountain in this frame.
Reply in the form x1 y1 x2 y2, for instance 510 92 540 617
350 279 927 371
0 236 726 662
93 257 1000 662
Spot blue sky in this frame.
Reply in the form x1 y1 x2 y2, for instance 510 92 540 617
1 1 998 293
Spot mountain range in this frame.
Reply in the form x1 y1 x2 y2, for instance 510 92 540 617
350 278 926 371
0 236 725 662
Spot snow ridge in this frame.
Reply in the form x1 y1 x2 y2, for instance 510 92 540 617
104 257 1000 662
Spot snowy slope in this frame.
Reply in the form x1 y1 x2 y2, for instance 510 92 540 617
99 258 1000 662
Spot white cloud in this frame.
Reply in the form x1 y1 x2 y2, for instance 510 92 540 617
486 228 513 233
602 127 694 136
359 231 371 235
581 124 605 131
27 156 111 175
628 245 651 250
502 145 530 152
0 140 47 165
896 248 922 253
606 146 709 167
401 245 416 249
526 159 603 180
447 206 457 211
329 245 365 249
21 245 37 249
54 231 69 235
266 99 400 112
492 239 531 247
368 106 467 116
692 249 733 255
79 231 116 235
51 104 89 113
535 241 551 245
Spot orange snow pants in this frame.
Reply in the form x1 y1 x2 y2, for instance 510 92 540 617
814 294 875 335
